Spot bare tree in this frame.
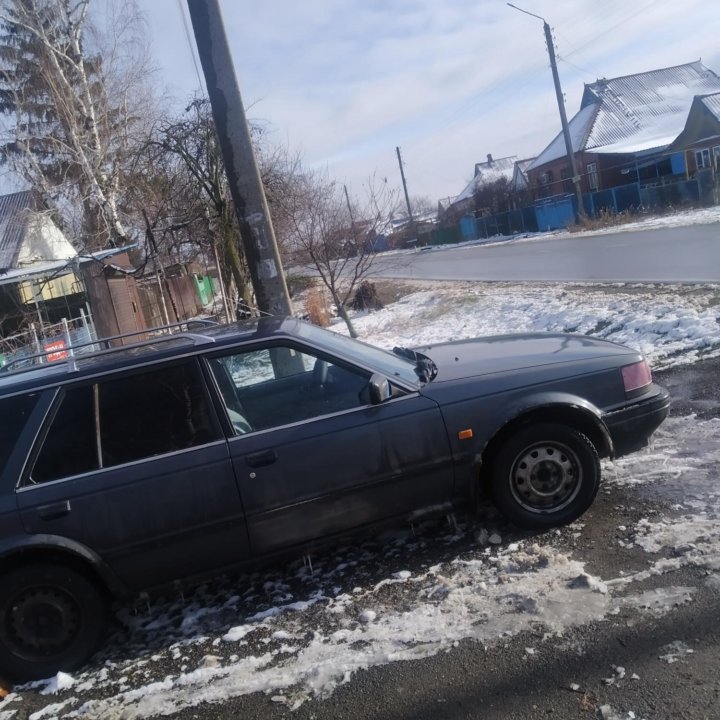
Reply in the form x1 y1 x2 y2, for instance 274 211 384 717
144 98 255 314
409 194 436 216
474 177 511 216
0 0 155 249
277 168 396 337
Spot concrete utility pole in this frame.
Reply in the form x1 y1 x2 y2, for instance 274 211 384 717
507 4 585 220
186 0 292 317
396 146 417 244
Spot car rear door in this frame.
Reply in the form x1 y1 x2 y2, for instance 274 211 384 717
206 344 454 556
16 360 251 591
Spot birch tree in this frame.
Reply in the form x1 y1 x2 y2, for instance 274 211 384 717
0 0 153 249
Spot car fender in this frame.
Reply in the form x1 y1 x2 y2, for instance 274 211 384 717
0 533 129 598
486 390 614 456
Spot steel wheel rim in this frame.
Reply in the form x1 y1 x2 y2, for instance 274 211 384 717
509 440 582 514
5 586 81 660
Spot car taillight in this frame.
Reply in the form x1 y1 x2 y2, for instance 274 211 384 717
621 360 652 393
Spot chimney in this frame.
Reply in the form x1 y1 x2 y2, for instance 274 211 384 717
487 153 493 166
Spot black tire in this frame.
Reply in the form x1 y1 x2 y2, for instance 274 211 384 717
489 422 600 529
0 564 109 681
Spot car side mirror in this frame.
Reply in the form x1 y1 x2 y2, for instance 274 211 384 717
369 373 391 405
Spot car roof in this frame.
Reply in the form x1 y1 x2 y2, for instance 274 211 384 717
0 316 307 397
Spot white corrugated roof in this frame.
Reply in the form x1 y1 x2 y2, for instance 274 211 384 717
454 156 517 203
531 61 720 167
527 103 598 170
0 191 35 271
701 92 720 121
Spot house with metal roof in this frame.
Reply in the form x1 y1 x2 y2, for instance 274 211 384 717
442 154 518 221
526 61 720 200
0 191 147 357
667 92 720 204
0 191 77 274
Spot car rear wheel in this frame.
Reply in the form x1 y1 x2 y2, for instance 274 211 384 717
0 564 109 681
490 423 600 529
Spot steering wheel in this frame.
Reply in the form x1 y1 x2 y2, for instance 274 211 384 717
227 407 252 434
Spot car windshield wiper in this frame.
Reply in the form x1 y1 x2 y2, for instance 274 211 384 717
392 346 437 383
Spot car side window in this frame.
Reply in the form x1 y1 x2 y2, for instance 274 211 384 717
208 345 370 433
32 385 98 483
98 363 220 467
29 362 220 484
0 392 40 471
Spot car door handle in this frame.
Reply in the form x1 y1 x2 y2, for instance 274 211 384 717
37 500 71 520
244 449 278 468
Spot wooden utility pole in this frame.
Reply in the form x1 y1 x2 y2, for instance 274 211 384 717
508 4 585 220
186 0 292 317
396 146 417 244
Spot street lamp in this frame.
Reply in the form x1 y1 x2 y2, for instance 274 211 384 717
507 3 585 220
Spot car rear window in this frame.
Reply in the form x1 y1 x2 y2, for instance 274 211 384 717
0 393 40 471
29 361 221 484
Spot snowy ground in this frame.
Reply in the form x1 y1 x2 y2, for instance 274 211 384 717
338 281 720 370
2 281 720 720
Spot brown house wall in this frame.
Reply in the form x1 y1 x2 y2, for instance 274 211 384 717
81 253 147 342
527 152 638 200
684 142 720 176
136 275 201 327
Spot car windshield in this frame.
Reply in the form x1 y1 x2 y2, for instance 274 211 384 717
292 322 420 385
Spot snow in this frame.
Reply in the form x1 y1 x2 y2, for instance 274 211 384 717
38 673 75 695
659 640 694 664
336 281 720 369
29 698 77 720
4 278 720 719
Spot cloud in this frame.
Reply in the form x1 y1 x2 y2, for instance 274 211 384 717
139 0 720 201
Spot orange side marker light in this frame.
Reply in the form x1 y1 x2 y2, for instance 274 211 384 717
458 429 473 440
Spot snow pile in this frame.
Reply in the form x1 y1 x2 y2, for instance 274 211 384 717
39 673 75 696
340 283 720 368
658 640 694 664
47 544 613 719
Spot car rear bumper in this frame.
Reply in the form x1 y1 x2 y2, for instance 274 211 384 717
603 384 671 458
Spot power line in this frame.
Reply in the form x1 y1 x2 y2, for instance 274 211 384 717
394 0 674 161
176 0 206 94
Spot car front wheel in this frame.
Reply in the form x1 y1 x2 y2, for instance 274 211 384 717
0 563 109 681
490 423 600 529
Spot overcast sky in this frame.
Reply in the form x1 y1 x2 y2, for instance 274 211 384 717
139 0 720 204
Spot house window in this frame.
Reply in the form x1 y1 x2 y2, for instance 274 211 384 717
695 148 711 169
713 146 720 172
587 162 599 191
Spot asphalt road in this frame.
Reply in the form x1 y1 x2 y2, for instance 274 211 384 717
374 223 720 283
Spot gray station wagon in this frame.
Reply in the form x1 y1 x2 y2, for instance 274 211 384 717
0 317 669 680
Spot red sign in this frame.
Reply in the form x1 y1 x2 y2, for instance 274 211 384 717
44 340 68 362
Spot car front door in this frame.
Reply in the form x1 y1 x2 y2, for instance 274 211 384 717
16 360 250 591
206 344 454 556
